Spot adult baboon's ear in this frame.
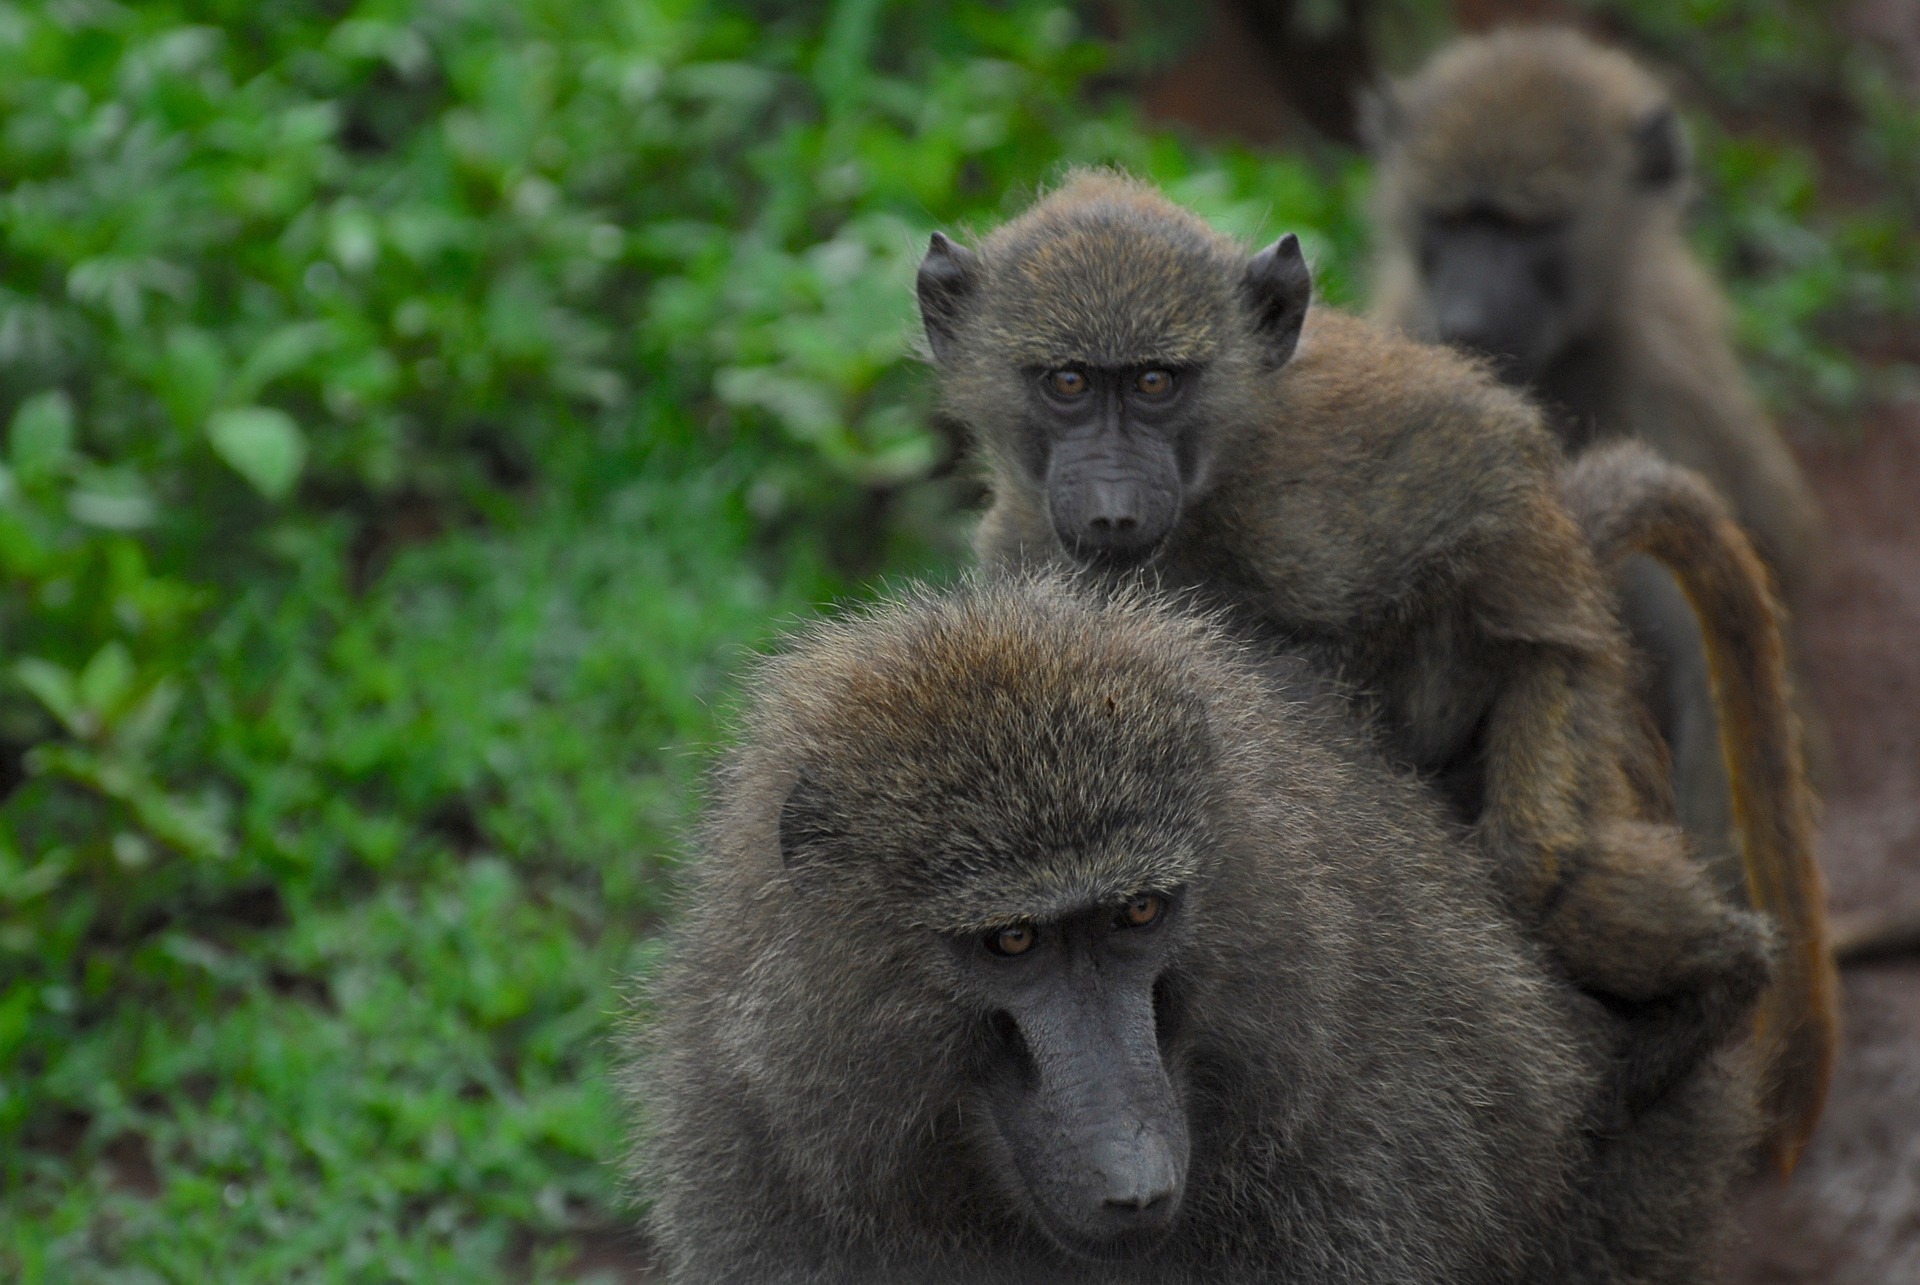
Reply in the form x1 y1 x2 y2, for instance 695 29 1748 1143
1355 83 1404 153
1633 104 1687 189
1242 234 1312 367
917 232 981 365
777 769 835 881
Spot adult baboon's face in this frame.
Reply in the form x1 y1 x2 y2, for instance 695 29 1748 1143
950 891 1190 1260
1377 80 1690 391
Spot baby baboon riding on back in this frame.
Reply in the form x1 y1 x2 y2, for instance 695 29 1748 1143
917 171 1832 1165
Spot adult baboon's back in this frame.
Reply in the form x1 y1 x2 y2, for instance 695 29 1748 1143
627 578 1760 1284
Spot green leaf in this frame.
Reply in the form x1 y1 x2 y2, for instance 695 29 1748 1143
207 406 308 499
76 641 136 718
156 328 229 432
27 744 232 861
13 658 89 738
113 681 181 755
232 321 336 403
8 390 75 477
0 985 34 1065
68 466 159 529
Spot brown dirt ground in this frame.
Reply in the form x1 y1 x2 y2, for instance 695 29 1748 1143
1726 405 1920 1284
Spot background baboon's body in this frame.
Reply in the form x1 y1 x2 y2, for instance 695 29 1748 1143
1368 28 1824 890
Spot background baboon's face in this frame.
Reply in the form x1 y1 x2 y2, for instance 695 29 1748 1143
947 892 1190 1261
1416 206 1587 384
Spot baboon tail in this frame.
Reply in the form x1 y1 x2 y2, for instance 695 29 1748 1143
1562 441 1838 1178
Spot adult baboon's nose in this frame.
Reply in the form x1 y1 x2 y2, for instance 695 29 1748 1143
1095 1130 1182 1223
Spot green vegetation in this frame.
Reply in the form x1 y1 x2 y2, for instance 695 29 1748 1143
1 1 1909 1278
0 2 1362 1277
1582 0 1920 414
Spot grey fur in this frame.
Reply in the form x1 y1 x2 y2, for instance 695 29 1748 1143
933 171 1773 1131
624 577 1760 1283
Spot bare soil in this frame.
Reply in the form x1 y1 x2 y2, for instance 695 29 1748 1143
1726 406 1920 1284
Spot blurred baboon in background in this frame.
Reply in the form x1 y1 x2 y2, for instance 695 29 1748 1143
1365 26 1824 888
917 172 1826 1162
628 577 1762 1284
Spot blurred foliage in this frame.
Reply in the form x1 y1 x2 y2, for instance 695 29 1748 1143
1694 122 1920 415
0 0 1361 1277
1578 0 1920 415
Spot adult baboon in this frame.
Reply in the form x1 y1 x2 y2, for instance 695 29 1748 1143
915 171 1829 1166
1365 26 1823 887
629 578 1761 1283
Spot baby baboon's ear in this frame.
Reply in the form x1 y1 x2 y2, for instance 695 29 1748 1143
1632 104 1687 189
916 232 982 365
1242 234 1313 368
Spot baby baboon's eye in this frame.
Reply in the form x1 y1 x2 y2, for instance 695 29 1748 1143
1046 369 1088 398
987 923 1039 956
1135 369 1174 397
1117 894 1166 929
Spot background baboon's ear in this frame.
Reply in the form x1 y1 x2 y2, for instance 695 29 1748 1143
1355 83 1404 154
777 769 835 878
916 232 981 365
1633 104 1688 189
1242 234 1312 367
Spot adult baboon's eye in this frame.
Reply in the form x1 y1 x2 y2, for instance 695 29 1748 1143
1135 369 1174 397
1046 369 1088 397
987 923 1038 956
1117 894 1166 929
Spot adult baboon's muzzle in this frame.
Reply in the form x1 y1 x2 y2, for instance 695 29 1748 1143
990 975 1189 1259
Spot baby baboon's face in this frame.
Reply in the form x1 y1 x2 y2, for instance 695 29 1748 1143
915 175 1313 572
1024 362 1200 567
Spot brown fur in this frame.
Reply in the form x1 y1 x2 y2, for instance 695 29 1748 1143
1365 31 1843 1164
628 576 1762 1282
1564 441 1837 1170
941 172 1772 1134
